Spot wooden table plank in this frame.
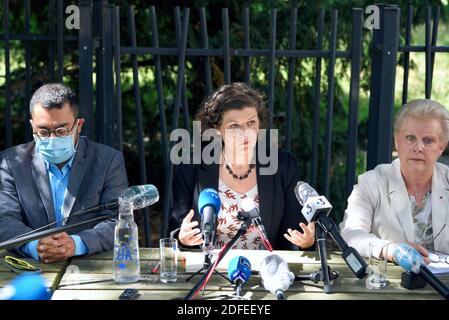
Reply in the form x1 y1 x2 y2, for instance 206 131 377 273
79 248 350 264
50 248 448 300
56 271 446 297
0 250 68 292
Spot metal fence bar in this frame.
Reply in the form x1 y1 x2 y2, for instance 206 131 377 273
222 8 231 84
102 4 115 147
48 0 55 82
199 7 213 96
430 6 440 92
267 9 277 130
402 6 412 105
310 9 325 188
78 1 94 139
24 0 32 141
322 9 338 198
150 6 170 179
57 0 63 82
345 8 363 200
3 0 12 148
161 8 190 239
399 45 449 52
112 6 123 153
174 7 190 132
366 6 400 170
128 5 151 247
284 8 298 152
0 34 77 41
243 7 250 85
94 3 115 147
119 47 351 58
94 0 104 144
425 7 431 99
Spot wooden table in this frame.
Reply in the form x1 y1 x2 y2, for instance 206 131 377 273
51 248 449 300
0 250 67 293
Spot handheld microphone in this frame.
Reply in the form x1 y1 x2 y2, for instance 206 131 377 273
228 256 252 296
240 198 273 251
295 181 332 222
294 181 368 279
393 243 449 300
198 188 221 254
0 273 51 300
259 254 294 300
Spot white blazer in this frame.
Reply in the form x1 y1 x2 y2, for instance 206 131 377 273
340 158 449 258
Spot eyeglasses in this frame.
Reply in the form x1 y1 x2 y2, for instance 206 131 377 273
2 256 41 274
433 223 447 242
33 120 78 141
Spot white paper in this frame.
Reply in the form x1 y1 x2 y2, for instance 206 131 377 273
427 254 449 275
184 249 300 273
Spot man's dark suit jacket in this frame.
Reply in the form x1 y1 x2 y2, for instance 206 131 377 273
169 150 310 250
0 137 128 257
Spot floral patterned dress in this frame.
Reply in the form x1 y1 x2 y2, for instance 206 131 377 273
216 179 264 250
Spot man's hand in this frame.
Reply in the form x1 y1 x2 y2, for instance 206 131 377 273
37 232 76 263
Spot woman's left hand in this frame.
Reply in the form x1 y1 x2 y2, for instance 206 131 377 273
284 222 316 249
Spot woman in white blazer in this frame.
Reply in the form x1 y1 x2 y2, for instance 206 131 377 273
340 99 449 262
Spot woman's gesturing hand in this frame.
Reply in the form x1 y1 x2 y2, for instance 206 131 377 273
178 209 204 246
284 222 316 249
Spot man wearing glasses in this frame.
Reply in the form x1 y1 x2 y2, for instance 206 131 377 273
0 83 128 263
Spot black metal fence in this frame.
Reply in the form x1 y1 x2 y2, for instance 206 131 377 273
110 3 363 241
1 1 448 244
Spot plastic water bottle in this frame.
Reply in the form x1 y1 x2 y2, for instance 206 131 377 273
119 184 159 210
112 199 140 283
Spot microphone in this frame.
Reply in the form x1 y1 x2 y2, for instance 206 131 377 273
294 181 332 222
294 181 368 279
228 256 252 296
393 243 449 299
259 254 294 300
240 198 273 251
0 273 51 300
198 188 221 254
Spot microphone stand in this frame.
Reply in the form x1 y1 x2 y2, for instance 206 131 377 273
295 224 338 294
0 206 119 251
184 211 253 300
185 250 231 295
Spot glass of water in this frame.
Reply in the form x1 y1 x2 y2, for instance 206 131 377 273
366 241 388 289
159 238 178 283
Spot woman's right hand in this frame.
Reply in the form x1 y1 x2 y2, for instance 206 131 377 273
178 209 204 246
407 241 431 265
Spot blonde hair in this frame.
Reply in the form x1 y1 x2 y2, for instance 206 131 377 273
394 99 449 143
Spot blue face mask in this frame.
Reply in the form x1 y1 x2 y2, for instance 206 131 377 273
34 132 77 165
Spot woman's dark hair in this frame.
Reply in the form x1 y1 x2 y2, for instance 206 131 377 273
195 82 269 132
